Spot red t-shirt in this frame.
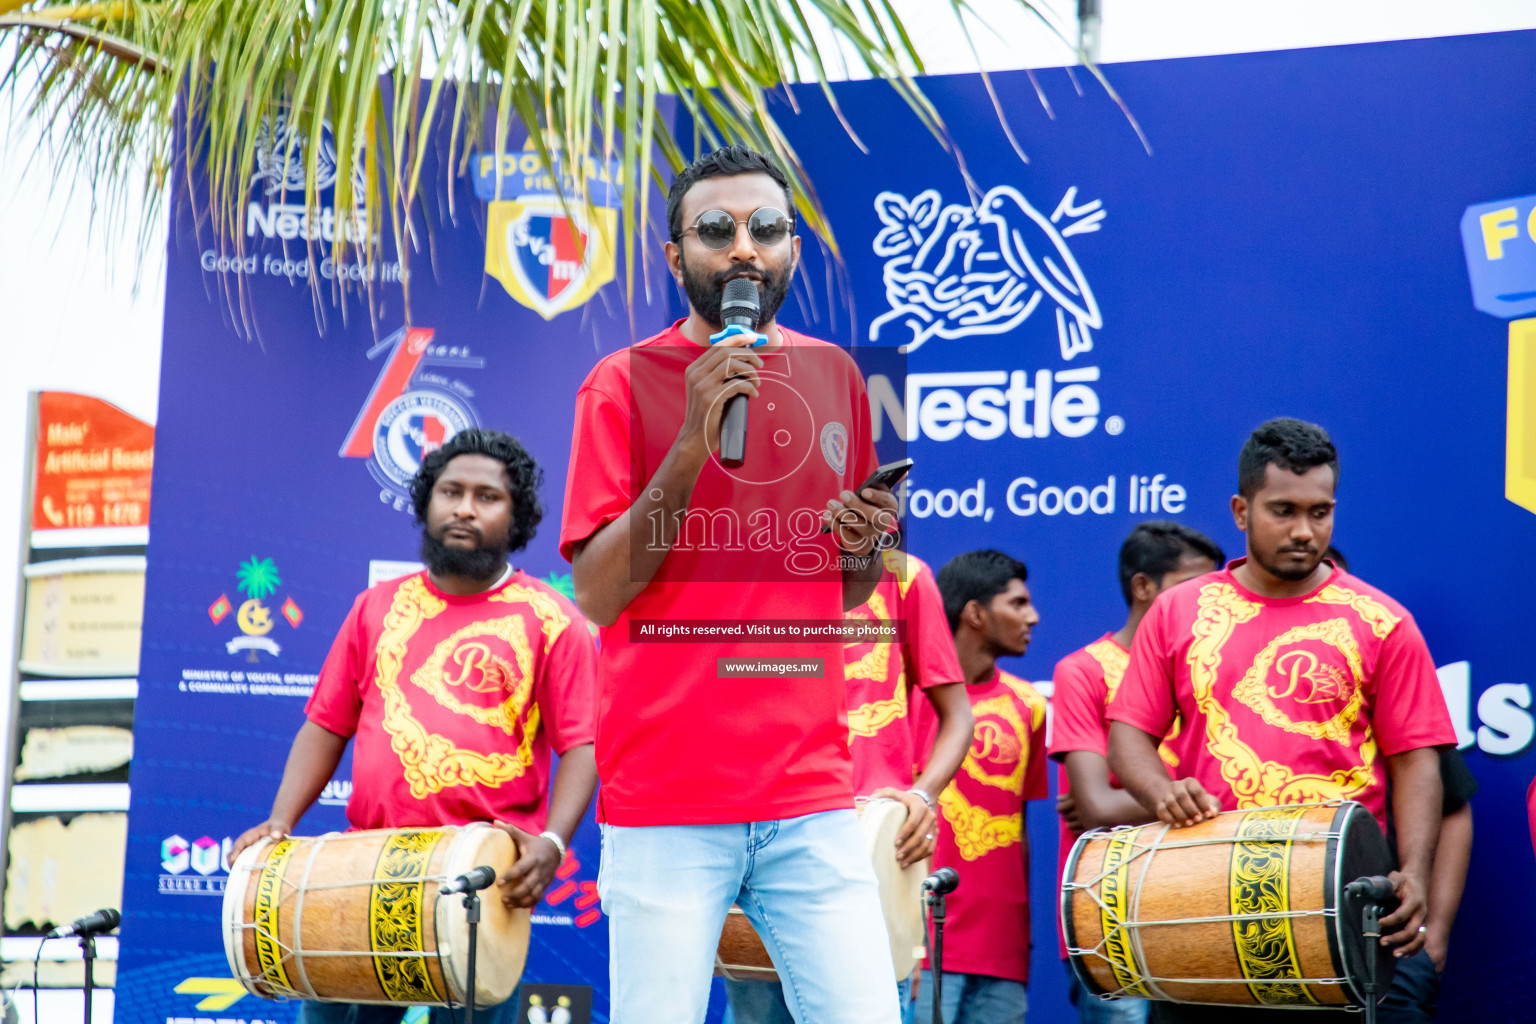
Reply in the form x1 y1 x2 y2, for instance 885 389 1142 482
306 570 596 833
846 552 962 795
559 323 878 825
1049 634 1182 957
1108 560 1456 832
916 669 1048 983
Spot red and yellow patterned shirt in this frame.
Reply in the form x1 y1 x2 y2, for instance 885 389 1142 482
306 570 597 834
917 669 1048 983
845 551 962 795
1108 561 1455 832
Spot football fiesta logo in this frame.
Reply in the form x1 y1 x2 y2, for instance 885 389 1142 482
474 149 620 319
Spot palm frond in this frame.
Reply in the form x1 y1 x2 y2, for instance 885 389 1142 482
0 0 1098 321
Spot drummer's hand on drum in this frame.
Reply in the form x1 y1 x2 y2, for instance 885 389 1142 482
873 787 937 867
493 823 563 909
1154 778 1220 828
228 819 291 868
1378 870 1428 957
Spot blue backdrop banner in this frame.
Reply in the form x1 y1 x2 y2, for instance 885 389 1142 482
123 28 1536 1024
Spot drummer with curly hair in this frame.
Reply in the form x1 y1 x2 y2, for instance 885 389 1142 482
229 428 599 1024
1106 418 1457 1023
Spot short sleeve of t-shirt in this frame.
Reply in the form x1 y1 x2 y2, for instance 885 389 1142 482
1108 598 1179 738
1050 654 1109 760
909 567 962 692
306 593 369 738
559 376 634 562
1369 614 1456 757
1440 747 1477 815
1025 698 1049 801
535 614 599 755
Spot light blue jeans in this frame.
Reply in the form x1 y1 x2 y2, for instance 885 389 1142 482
599 809 900 1024
722 974 915 1024
912 970 1026 1024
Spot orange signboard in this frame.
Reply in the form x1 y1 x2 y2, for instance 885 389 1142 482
31 392 154 531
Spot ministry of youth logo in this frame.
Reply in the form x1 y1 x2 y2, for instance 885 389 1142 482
869 185 1105 358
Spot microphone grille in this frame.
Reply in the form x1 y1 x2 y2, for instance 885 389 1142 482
721 277 760 316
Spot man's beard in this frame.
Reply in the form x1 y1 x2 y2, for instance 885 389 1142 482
420 527 506 580
1253 543 1323 581
681 255 792 329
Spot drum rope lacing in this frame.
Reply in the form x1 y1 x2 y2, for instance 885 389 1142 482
1065 808 1354 998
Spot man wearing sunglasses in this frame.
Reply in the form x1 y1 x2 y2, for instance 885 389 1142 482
561 145 902 1023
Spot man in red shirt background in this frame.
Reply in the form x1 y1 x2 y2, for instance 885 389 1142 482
1107 418 1456 1023
913 549 1048 1024
231 429 600 1024
560 145 902 1023
723 549 976 1024
1050 521 1223 1024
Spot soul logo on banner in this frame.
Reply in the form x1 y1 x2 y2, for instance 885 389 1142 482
474 149 620 319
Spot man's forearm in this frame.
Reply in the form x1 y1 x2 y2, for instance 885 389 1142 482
841 549 883 611
572 443 708 626
543 744 598 845
1426 803 1471 936
912 684 973 801
1388 747 1443 882
269 720 350 828
1106 721 1175 816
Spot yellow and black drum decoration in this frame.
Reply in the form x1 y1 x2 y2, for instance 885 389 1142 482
1062 801 1397 1008
223 824 528 1006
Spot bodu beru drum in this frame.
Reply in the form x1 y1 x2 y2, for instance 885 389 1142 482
1063 801 1398 1009
715 797 927 983
223 824 528 1006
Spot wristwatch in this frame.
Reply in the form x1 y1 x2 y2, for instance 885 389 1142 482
907 788 936 811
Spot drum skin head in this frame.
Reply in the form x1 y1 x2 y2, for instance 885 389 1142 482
860 798 927 982
1327 803 1398 1006
436 824 528 1007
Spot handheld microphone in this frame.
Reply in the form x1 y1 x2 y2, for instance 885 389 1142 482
1344 875 1396 903
717 278 761 469
921 867 960 896
47 908 120 939
439 865 498 896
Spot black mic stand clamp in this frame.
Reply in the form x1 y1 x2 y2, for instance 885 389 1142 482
460 889 481 1024
1360 902 1380 1024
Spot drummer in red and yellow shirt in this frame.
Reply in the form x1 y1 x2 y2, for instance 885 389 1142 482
1107 419 1456 1024
230 429 598 1024
913 549 1048 1024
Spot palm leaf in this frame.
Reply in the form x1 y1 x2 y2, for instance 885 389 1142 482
0 0 1108 322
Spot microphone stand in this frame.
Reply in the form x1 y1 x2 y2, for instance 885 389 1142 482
1360 901 1380 1024
79 932 96 1024
461 890 480 1024
927 888 947 1024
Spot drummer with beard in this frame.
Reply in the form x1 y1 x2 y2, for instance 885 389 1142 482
1106 418 1456 1023
229 429 599 1024
560 144 901 1023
